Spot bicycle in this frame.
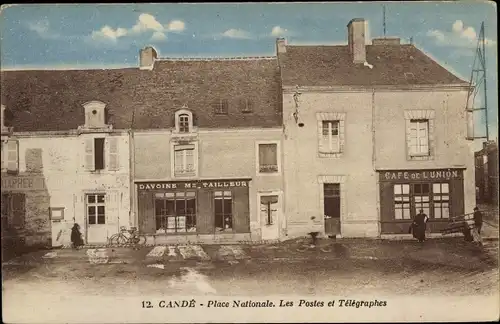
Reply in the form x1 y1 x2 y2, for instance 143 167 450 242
108 226 147 247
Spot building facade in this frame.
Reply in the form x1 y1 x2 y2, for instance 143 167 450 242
475 140 499 206
278 18 475 238
1 72 132 247
131 51 284 243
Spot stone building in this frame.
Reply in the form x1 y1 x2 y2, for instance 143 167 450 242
278 18 475 238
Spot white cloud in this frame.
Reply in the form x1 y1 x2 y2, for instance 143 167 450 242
220 28 253 39
427 20 496 48
271 26 288 36
167 20 185 32
151 31 167 42
88 14 187 46
91 26 128 41
27 20 61 39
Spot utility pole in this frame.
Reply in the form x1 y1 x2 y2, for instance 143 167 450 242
383 5 387 37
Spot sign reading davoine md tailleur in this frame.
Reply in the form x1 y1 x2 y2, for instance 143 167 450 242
137 179 251 191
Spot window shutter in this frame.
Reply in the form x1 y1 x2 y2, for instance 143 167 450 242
12 193 26 229
406 120 414 156
138 191 155 234
339 120 345 152
7 139 19 174
84 138 95 171
107 137 119 171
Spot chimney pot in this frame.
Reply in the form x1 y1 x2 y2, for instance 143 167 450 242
347 18 367 64
140 46 158 70
276 37 287 54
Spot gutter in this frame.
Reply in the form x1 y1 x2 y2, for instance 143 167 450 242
283 83 471 93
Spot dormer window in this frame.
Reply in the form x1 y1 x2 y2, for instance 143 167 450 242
174 109 194 134
83 101 107 129
179 114 190 133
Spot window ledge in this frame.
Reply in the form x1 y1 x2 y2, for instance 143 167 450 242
77 125 113 134
257 172 280 176
408 155 434 161
319 151 343 158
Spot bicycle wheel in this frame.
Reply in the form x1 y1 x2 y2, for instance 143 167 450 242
108 234 120 246
136 235 147 246
115 234 128 246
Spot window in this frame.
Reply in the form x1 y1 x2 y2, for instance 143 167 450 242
174 145 195 177
1 140 19 173
260 195 279 225
409 119 429 156
87 194 105 225
324 184 341 218
155 191 196 233
433 183 450 219
413 183 431 217
321 121 340 153
258 143 278 174
94 138 105 170
1 193 25 231
178 114 190 133
213 99 229 115
240 99 253 113
215 191 232 231
394 184 411 220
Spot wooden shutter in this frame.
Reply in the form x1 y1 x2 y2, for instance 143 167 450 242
84 138 95 171
138 191 155 234
107 137 119 171
232 186 250 233
196 189 214 234
339 120 345 153
11 193 26 229
6 139 19 174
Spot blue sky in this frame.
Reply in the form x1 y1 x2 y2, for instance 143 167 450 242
0 2 497 144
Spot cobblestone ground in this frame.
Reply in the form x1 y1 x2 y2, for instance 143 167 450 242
2 238 498 298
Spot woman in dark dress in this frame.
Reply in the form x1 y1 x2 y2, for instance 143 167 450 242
411 209 429 243
71 223 84 249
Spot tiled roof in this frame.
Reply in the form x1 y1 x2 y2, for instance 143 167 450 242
1 58 282 132
278 44 468 86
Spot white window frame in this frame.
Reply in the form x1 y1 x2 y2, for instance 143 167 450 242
86 193 106 225
255 140 281 176
409 119 430 156
174 109 195 134
170 142 198 178
404 110 435 161
321 120 341 153
316 112 346 158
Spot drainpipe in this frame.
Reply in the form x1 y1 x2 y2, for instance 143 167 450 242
372 88 381 237
129 129 136 228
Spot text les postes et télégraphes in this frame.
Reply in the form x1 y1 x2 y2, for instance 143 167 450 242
142 299 387 309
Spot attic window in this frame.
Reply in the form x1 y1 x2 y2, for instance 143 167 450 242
404 72 415 81
240 99 253 113
83 101 107 129
213 99 229 115
174 109 194 134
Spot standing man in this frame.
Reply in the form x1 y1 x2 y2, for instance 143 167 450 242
473 207 483 235
411 209 429 243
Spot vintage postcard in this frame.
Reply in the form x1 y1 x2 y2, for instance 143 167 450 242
1 2 498 323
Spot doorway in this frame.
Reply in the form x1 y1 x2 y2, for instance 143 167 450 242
85 193 107 244
324 183 341 237
259 191 281 240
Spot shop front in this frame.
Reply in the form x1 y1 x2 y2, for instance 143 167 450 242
137 179 251 237
379 168 465 234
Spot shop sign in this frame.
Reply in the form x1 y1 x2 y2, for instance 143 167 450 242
1 176 46 191
380 169 461 182
137 179 250 191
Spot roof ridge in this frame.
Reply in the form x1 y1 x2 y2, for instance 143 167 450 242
156 56 276 61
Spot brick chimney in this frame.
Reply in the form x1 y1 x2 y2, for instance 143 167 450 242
347 18 366 64
276 37 287 54
139 46 158 70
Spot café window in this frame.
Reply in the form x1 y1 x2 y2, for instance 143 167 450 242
394 184 411 220
174 144 195 177
257 142 279 174
433 183 450 219
413 183 431 217
215 191 232 231
87 194 105 225
155 191 196 233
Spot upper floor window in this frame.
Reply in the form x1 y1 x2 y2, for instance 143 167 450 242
174 144 196 177
213 99 229 115
1 139 19 174
317 112 346 157
409 119 429 156
83 137 119 172
257 142 279 174
240 99 253 113
322 120 340 153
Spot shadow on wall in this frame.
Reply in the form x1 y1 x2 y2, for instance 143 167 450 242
1 147 52 261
